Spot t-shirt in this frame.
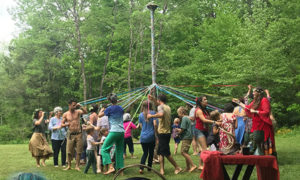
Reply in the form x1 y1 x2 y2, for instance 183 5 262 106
33 119 46 134
104 105 124 132
157 104 171 134
99 136 106 154
139 111 157 143
180 116 193 140
171 124 180 139
189 107 196 126
87 135 96 150
124 121 137 138
97 116 110 130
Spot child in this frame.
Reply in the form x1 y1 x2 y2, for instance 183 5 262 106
172 118 181 155
123 113 137 159
97 128 109 173
84 126 101 174
176 106 197 172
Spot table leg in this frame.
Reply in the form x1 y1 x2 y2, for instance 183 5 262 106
222 164 230 180
242 165 254 180
232 164 243 180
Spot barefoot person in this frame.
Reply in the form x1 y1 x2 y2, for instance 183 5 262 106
98 93 125 175
61 99 87 171
176 106 197 173
29 109 53 167
147 94 182 175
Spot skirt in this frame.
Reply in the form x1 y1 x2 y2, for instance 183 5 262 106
29 133 53 159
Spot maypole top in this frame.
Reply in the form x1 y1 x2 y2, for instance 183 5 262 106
146 2 158 11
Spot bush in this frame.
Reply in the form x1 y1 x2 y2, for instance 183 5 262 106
0 125 32 144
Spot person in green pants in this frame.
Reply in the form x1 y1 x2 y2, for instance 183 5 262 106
98 93 125 175
84 126 101 174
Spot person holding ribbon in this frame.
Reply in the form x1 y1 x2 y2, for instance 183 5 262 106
232 87 276 155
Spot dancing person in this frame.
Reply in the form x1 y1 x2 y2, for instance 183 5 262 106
98 93 125 175
98 128 109 173
61 99 87 171
171 118 181 155
176 106 197 172
188 105 199 155
84 126 101 174
233 87 276 156
29 109 53 167
48 107 67 167
123 113 137 159
138 101 157 174
233 98 246 145
210 104 237 154
194 96 221 170
147 94 182 175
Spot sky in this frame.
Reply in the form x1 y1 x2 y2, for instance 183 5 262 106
0 0 18 46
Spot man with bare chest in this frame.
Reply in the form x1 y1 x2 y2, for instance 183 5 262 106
62 99 87 171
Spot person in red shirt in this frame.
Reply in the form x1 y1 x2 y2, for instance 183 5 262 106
233 87 276 155
194 96 221 170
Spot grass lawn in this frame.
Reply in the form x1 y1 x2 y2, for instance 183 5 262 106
1 127 300 180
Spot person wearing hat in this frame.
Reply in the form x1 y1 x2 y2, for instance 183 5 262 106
98 93 125 174
29 109 53 167
123 113 137 159
233 87 276 156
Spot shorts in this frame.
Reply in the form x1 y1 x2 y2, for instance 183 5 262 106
192 124 197 137
174 137 181 144
181 139 192 154
157 133 171 157
194 128 208 139
67 132 83 157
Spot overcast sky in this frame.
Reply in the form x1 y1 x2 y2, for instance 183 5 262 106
0 0 18 45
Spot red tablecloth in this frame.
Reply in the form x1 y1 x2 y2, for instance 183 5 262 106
200 151 279 180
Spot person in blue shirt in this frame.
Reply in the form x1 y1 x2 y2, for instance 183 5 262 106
98 93 124 175
138 101 158 174
48 107 67 167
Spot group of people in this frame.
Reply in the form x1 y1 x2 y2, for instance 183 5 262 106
28 85 277 176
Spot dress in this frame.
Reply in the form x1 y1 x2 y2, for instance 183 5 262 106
234 107 245 144
29 118 53 159
219 114 236 154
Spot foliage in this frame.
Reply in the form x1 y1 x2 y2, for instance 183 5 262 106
0 0 300 142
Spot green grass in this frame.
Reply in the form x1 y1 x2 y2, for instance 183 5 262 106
1 127 300 180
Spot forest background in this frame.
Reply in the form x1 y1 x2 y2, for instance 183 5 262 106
0 0 299 143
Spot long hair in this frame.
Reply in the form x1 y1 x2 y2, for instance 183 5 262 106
251 87 264 110
195 96 209 116
141 100 153 122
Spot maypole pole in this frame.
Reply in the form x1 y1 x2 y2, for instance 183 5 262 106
147 2 158 98
147 2 158 86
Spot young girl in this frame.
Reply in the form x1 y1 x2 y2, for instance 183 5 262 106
123 113 137 159
172 118 181 155
138 101 157 174
97 128 109 173
84 126 101 174
176 106 197 172
210 104 237 155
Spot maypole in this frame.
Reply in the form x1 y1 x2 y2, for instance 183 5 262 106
147 2 158 86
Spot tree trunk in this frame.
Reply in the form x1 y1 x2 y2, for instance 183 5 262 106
72 0 87 102
100 0 117 97
139 26 145 87
100 31 114 97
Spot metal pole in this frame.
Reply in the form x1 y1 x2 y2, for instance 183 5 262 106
147 2 158 85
